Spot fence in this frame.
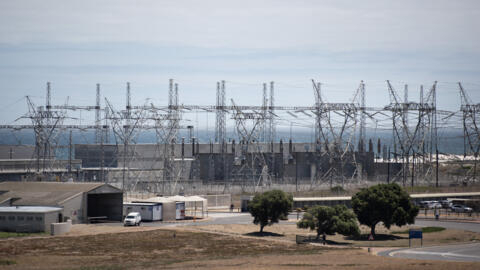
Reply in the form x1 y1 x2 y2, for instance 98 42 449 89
417 208 480 221
296 234 319 244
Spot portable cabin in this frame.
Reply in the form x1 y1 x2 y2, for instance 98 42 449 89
123 202 161 221
130 197 177 221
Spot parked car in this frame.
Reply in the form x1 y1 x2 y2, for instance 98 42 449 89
451 205 473 213
124 212 142 226
427 201 442 209
418 201 430 209
440 200 452 209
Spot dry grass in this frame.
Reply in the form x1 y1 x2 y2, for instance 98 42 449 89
0 228 326 270
192 223 480 247
0 225 479 269
169 249 480 270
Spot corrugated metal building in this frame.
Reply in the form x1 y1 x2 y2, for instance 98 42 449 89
0 181 123 223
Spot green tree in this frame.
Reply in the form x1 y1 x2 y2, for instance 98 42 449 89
351 183 419 237
248 189 293 233
297 205 360 241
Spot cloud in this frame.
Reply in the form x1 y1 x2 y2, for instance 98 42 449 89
0 0 479 123
1 0 479 51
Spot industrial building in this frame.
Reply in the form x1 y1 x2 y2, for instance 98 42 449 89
0 181 123 223
0 206 63 233
0 140 401 196
68 141 383 194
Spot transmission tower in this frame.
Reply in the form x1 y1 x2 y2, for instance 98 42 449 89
459 82 480 183
215 80 226 143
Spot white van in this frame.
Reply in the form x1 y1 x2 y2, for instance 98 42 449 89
124 212 142 226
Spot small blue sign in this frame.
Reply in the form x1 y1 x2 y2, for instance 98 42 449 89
409 229 423 239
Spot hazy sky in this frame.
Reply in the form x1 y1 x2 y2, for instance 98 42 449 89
1 0 479 127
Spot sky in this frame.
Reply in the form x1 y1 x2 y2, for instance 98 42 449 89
0 0 479 130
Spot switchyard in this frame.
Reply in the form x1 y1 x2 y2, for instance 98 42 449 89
0 79 479 195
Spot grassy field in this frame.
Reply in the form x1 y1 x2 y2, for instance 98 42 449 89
0 232 46 239
1 226 479 270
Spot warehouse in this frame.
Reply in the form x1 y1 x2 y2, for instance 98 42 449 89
0 206 63 233
0 181 123 223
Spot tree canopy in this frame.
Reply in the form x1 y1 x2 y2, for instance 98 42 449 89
248 189 293 233
351 183 419 236
297 205 360 240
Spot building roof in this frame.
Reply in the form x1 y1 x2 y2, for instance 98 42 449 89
292 192 480 202
0 206 63 213
167 195 207 203
0 181 121 206
124 202 158 206
410 192 480 198
294 196 351 201
132 195 207 204
133 197 174 203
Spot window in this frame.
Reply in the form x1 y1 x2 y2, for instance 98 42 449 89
26 216 33 221
35 216 43 221
8 216 15 221
0 216 5 221
17 216 24 221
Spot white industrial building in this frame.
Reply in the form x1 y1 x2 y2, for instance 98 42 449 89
0 181 123 224
0 206 63 233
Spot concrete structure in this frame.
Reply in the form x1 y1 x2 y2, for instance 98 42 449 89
0 159 82 181
0 181 123 223
0 145 36 159
51 219 72 235
73 142 376 185
0 206 63 233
